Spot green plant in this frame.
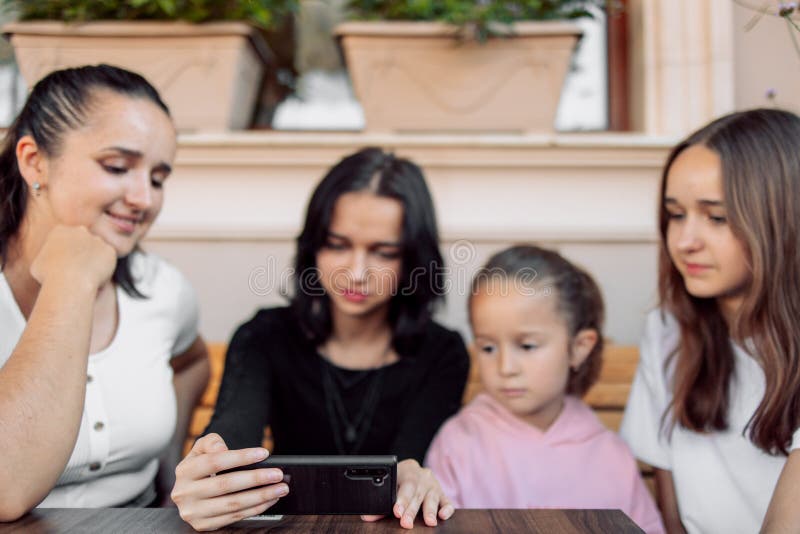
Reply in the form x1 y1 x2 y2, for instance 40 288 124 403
1 0 297 30
345 0 607 41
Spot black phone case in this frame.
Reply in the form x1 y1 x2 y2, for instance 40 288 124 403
221 455 397 515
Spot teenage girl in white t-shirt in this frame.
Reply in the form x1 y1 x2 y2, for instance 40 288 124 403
621 108 800 533
0 65 210 520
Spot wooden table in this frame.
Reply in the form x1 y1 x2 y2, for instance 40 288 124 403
0 508 644 533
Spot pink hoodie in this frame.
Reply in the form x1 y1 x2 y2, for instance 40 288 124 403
425 394 664 534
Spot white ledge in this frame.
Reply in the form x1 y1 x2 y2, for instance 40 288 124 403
177 130 678 148
147 225 658 243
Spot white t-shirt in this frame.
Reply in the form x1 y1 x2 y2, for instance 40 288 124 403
621 309 800 534
0 252 198 507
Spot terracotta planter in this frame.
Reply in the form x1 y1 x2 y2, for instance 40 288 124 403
335 21 583 134
2 21 273 131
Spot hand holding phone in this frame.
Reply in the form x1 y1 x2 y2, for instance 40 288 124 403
171 434 287 531
220 455 397 515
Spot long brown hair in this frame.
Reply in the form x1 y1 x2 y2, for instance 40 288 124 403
659 108 800 455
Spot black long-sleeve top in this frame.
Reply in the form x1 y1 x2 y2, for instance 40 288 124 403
204 307 470 463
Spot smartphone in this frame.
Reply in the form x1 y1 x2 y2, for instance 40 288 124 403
220 455 397 515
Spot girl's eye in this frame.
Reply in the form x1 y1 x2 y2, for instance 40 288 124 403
479 345 496 355
709 214 727 224
324 241 347 251
102 164 128 175
665 211 684 221
151 171 169 189
375 250 401 260
521 343 538 351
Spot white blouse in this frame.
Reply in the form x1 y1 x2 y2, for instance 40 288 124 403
0 252 198 507
621 309 800 534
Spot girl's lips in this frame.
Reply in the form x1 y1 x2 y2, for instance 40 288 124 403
500 388 527 397
106 211 141 234
342 290 368 303
684 263 711 276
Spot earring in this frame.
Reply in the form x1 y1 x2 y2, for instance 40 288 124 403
32 182 41 197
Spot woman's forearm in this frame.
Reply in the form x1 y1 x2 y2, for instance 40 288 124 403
0 276 97 520
761 450 800 533
653 468 686 534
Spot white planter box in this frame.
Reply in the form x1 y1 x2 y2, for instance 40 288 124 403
3 21 273 131
335 21 582 133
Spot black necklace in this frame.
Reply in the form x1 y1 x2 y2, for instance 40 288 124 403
320 354 387 454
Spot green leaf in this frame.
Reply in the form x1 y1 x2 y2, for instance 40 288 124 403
156 0 177 17
344 0 603 36
1 0 298 29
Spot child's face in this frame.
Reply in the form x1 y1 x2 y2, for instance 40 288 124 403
664 144 751 315
471 285 579 431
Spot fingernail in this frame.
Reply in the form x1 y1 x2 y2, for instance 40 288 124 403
212 440 226 451
278 484 289 496
397 505 405 516
249 448 268 461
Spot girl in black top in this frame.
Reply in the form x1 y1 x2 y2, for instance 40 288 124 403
172 148 470 531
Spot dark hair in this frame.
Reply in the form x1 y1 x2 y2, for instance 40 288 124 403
658 108 800 455
291 147 444 355
469 245 605 396
0 64 171 297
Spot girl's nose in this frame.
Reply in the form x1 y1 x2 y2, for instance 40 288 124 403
675 217 703 252
125 173 153 211
349 250 368 282
498 348 519 376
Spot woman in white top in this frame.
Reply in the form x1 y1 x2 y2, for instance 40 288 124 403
621 108 800 533
0 65 210 520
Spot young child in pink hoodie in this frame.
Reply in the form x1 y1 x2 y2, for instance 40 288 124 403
425 245 664 533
